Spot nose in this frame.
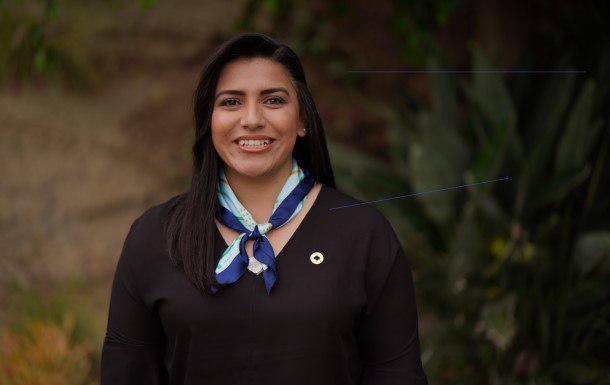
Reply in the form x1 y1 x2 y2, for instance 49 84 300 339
240 102 265 129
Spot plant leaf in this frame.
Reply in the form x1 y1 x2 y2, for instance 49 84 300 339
555 80 601 175
429 57 458 128
466 49 517 181
476 294 517 351
573 231 610 275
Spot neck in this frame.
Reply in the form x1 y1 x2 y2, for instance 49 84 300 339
225 170 291 224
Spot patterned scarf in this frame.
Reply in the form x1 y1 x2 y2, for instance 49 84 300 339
215 159 314 294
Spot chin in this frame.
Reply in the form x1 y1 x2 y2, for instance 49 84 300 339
228 164 271 179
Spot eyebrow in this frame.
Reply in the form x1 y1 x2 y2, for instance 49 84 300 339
214 87 290 101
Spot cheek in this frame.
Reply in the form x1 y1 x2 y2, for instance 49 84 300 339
279 112 302 136
210 122 226 158
211 113 230 143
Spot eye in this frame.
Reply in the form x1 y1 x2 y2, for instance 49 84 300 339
219 98 241 107
264 97 285 105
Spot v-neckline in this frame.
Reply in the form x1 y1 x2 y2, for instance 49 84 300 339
215 184 326 261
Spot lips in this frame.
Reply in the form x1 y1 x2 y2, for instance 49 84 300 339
238 139 272 148
235 136 274 150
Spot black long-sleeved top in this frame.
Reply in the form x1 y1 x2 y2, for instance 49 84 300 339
101 185 427 385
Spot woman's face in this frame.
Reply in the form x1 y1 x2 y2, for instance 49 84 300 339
211 58 305 184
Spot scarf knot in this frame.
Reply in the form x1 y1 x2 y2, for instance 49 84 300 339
215 159 314 294
250 226 264 239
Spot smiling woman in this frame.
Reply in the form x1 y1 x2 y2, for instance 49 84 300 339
211 58 306 203
101 33 428 385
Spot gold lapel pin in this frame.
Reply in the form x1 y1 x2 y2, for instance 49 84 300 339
310 252 324 265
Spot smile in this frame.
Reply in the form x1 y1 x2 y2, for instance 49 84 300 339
237 139 273 148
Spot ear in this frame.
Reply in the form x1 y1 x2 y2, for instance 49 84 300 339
297 116 307 138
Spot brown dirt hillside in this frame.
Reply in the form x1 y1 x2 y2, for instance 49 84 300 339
0 0 244 331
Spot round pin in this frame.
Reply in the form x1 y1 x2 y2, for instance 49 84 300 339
310 252 324 265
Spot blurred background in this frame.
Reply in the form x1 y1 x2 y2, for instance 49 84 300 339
1 0 609 384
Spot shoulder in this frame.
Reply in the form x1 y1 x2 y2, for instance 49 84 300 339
112 195 185 297
312 186 401 257
129 194 183 237
315 185 394 233
121 194 184 259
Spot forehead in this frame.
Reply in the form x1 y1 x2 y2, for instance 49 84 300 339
216 58 294 91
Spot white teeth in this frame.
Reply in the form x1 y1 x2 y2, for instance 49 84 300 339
238 139 271 148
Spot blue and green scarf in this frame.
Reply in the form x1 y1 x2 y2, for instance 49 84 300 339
215 159 314 294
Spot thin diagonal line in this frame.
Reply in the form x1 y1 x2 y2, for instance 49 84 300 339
329 177 510 211
349 70 586 74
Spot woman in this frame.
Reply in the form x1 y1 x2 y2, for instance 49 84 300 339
101 33 427 385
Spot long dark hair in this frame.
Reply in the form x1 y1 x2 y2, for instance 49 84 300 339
166 33 336 294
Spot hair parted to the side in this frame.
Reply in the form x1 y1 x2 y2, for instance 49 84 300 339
166 32 336 294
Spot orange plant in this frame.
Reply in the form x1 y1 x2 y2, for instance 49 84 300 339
0 315 91 385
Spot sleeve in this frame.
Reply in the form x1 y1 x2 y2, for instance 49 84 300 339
101 218 168 385
358 240 428 385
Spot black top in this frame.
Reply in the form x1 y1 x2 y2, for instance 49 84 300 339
101 186 427 385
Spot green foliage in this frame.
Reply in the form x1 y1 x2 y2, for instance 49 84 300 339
0 0 64 83
237 0 454 67
136 0 158 9
237 0 347 54
0 0 159 86
329 50 610 384
392 0 455 66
